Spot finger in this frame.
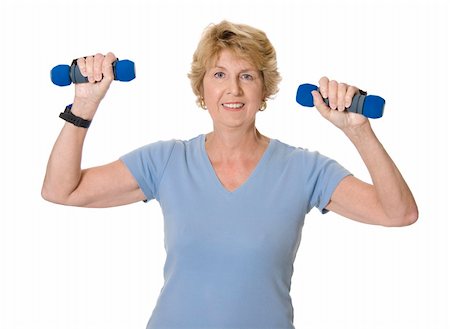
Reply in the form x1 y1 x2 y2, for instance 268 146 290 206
337 83 348 111
312 90 331 120
93 53 104 82
77 57 87 77
102 52 117 82
328 80 338 110
85 55 95 83
318 76 329 98
345 86 359 108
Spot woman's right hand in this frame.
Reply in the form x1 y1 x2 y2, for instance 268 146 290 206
72 52 117 119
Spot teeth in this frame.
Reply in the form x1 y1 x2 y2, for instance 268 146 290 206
223 103 244 109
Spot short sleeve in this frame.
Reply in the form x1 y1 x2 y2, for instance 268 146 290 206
120 140 176 202
306 152 352 214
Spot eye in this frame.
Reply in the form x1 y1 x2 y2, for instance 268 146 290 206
214 72 225 79
241 73 254 81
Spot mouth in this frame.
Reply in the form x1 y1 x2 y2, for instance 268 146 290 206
222 102 245 111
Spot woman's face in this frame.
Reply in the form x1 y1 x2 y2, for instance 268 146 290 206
202 49 265 131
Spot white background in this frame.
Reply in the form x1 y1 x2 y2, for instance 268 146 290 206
0 0 448 328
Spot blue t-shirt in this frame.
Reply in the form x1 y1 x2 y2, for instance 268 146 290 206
121 134 351 329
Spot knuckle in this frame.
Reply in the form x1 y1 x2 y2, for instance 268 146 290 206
351 86 360 95
77 59 86 75
338 82 348 90
318 77 329 93
319 76 329 84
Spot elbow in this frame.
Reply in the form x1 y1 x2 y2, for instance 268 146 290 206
383 204 419 227
41 185 71 206
41 184 88 207
41 184 52 202
393 210 418 227
41 185 61 204
406 205 419 226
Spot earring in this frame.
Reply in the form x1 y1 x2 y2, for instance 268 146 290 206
259 100 267 111
200 97 207 110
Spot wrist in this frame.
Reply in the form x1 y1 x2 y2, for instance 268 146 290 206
71 98 100 120
59 104 92 128
343 122 382 153
342 120 373 141
343 122 384 158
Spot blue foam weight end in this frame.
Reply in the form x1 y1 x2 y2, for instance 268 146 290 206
296 83 318 107
363 95 385 119
51 64 71 86
115 60 135 82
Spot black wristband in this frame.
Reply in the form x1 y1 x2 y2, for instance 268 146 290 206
59 104 92 128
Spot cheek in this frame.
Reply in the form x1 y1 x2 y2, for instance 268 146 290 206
248 86 265 102
203 83 222 104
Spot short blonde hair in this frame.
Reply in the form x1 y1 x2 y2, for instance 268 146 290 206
188 20 281 107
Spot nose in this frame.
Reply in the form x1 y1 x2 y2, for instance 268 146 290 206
227 76 242 96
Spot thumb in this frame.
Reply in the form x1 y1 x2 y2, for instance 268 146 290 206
312 90 331 120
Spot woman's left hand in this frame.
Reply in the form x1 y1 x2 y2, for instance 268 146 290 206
312 76 369 131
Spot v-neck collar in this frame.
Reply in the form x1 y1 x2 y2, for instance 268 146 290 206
199 134 274 196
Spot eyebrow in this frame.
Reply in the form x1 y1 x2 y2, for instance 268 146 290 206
213 65 259 73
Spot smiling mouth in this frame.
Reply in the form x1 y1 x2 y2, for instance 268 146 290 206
222 103 245 110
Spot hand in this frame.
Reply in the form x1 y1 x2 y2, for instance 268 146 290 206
312 76 369 131
72 52 117 118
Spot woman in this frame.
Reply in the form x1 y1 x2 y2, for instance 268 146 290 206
42 21 418 329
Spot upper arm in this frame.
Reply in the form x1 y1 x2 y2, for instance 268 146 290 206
66 159 146 208
325 175 389 226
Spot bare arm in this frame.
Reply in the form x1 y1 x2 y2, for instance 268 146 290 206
41 53 146 207
326 123 418 226
312 77 418 227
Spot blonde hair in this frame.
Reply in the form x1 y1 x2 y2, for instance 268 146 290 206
188 20 281 107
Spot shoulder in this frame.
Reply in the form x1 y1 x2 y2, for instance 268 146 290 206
270 139 327 164
125 139 177 154
270 139 350 180
121 135 205 167
125 135 202 155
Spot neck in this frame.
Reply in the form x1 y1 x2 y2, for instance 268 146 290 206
205 126 269 160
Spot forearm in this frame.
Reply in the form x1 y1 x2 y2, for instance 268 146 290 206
41 100 98 204
343 122 418 225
